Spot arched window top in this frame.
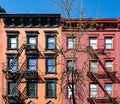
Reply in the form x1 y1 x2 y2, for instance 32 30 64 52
28 101 35 104
47 101 54 104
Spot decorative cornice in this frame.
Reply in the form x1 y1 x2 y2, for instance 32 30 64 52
61 17 120 31
0 14 60 28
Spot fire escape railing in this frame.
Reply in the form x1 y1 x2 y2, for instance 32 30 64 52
87 46 118 104
2 42 45 104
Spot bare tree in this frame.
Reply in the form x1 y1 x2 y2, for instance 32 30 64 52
51 0 95 104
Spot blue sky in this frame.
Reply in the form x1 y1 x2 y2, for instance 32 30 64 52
0 0 120 18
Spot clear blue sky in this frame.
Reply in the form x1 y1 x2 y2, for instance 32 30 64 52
0 0 120 18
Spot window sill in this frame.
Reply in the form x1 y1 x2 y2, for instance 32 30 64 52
45 72 57 75
7 48 18 51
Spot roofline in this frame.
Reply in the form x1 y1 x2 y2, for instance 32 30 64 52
0 13 60 18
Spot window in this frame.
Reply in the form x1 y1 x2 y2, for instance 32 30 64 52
46 57 56 73
90 61 97 72
90 84 98 97
67 37 75 49
105 61 113 71
27 82 37 97
8 36 18 49
8 58 17 72
105 37 113 49
28 58 37 71
105 83 112 96
46 36 56 49
27 36 37 49
89 37 97 49
45 79 56 98
67 60 75 71
28 101 35 104
67 83 74 98
8 81 17 96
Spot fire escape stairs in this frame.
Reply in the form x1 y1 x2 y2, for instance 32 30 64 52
87 46 118 104
87 46 116 82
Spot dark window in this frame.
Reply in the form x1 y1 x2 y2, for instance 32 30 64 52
67 60 75 71
8 58 17 72
46 57 56 73
46 36 56 49
45 79 56 98
27 58 37 71
26 82 37 97
8 81 17 96
8 35 18 49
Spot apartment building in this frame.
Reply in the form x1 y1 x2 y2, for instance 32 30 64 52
61 18 120 104
0 14 120 104
0 14 61 104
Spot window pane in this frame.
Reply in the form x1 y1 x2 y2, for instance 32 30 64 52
28 59 37 70
68 83 73 98
47 58 55 73
10 37 17 48
105 37 112 49
29 37 36 44
68 37 75 48
89 38 97 49
67 60 74 71
90 84 97 97
90 61 97 72
46 82 55 97
105 84 112 96
9 58 17 72
8 82 17 95
47 37 55 49
105 61 112 71
27 83 36 97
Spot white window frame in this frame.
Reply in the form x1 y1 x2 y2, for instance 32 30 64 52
90 84 98 97
89 37 97 49
67 83 74 98
90 61 98 72
105 37 113 49
67 37 76 49
105 61 113 71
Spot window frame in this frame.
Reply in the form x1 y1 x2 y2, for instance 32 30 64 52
105 83 112 97
7 55 18 72
89 61 98 72
26 81 37 98
67 60 75 72
67 37 76 49
7 35 18 50
67 83 74 98
26 32 38 50
45 31 57 50
89 83 98 98
7 80 18 96
89 37 97 49
46 36 56 50
45 79 57 98
27 57 38 71
105 37 113 49
105 60 113 71
46 56 56 74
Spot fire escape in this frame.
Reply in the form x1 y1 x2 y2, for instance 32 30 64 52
2 42 44 104
87 46 118 104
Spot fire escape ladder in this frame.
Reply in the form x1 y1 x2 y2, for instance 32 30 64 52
10 71 25 96
8 43 25 72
